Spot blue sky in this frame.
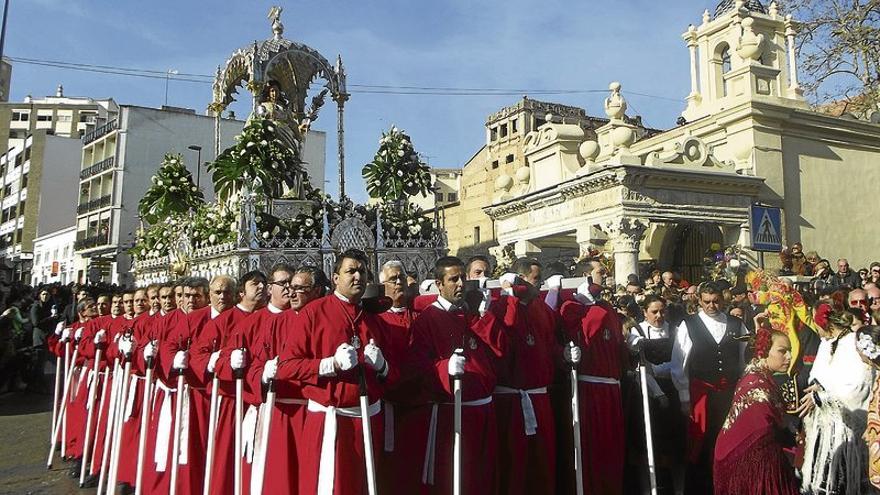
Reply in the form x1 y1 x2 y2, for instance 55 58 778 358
5 0 721 203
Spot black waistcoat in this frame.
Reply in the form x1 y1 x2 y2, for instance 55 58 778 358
686 313 742 385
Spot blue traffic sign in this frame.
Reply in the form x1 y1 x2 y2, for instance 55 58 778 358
749 205 783 252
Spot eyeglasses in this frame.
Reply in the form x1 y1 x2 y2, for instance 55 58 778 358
290 285 314 293
383 276 406 285
270 279 292 288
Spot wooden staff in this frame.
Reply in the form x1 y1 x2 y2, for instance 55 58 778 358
452 349 463 495
570 342 585 495
105 338 133 495
359 368 378 495
95 357 120 495
134 344 155 495
638 349 659 495
169 339 191 495
47 341 79 470
79 343 104 486
202 340 220 495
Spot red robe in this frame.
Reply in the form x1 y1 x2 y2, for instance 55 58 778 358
62 320 88 458
408 300 508 495
560 300 625 495
494 296 561 495
274 294 398 495
142 309 188 494
243 305 307 494
116 311 157 485
192 305 256 495
90 315 133 477
159 305 225 495
376 307 425 494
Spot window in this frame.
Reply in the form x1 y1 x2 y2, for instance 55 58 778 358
15 154 22 167
435 192 444 202
79 113 97 123
500 124 508 138
20 174 27 188
491 160 499 169
11 111 29 121
15 228 22 243
511 119 518 133
447 192 457 202
37 114 53 122
56 114 72 122
721 48 731 74
473 226 481 245
3 184 10 196
18 200 24 215
505 154 514 164
24 147 31 161
8 130 22 139
490 127 497 141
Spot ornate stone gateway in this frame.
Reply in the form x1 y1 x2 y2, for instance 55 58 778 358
133 7 446 285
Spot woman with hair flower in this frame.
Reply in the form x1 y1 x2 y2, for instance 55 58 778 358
857 325 880 490
713 317 798 495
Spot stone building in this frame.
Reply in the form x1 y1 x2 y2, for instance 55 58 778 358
475 0 880 284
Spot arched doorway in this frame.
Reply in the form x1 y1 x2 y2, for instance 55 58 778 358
660 223 723 284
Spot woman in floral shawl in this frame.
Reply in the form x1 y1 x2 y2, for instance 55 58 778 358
857 325 880 490
713 319 798 495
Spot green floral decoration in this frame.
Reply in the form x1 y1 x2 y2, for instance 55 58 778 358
378 202 434 240
138 153 204 224
208 117 303 201
191 202 237 248
131 215 186 259
362 126 432 202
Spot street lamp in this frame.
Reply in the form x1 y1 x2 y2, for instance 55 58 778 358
164 69 178 106
187 145 202 190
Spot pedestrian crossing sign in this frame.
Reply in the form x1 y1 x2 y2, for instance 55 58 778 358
749 204 782 252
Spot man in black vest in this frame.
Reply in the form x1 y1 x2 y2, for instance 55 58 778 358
670 282 746 494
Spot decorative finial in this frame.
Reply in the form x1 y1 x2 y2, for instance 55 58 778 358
268 6 284 40
702 9 711 25
56 84 64 97
769 1 779 18
604 82 627 121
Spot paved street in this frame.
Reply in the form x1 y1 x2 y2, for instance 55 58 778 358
0 386 80 494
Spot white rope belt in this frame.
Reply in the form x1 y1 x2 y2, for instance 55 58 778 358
578 374 621 386
493 386 547 436
152 379 190 470
307 399 382 495
422 395 493 486
124 373 143 421
249 397 305 493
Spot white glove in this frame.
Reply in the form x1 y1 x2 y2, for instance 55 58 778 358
54 321 65 336
262 357 278 384
74 328 83 341
230 349 246 370
546 274 564 290
118 337 133 357
499 273 517 296
564 342 582 364
94 329 106 344
477 276 489 289
364 339 386 372
173 350 188 370
143 341 156 360
207 351 221 373
448 349 466 377
333 343 358 372
61 328 71 342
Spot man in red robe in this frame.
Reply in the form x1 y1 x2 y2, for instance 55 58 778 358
157 276 214 494
560 279 625 495
249 264 324 494
195 270 267 495
409 256 508 495
274 249 396 495
494 258 568 495
374 260 425 494
63 298 99 475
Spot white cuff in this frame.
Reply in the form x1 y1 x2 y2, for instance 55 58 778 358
319 357 336 377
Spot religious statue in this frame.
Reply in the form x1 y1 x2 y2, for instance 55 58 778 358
253 80 302 156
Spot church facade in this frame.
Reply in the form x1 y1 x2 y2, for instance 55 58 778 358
442 0 880 284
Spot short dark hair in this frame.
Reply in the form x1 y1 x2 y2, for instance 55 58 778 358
511 257 541 277
465 255 490 274
238 270 267 293
76 297 95 314
574 258 594 277
641 294 665 310
697 281 723 297
545 261 569 278
268 263 294 282
434 256 465 281
185 277 210 294
295 265 329 296
333 249 370 276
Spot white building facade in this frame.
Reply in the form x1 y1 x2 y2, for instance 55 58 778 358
31 226 77 285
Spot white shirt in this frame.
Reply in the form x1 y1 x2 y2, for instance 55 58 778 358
235 303 253 314
628 320 672 398
388 305 407 314
210 306 220 320
432 295 456 312
267 303 284 314
670 311 747 403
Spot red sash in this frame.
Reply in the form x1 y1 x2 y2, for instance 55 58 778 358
687 377 731 462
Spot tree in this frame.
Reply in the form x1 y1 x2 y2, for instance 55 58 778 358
785 0 880 116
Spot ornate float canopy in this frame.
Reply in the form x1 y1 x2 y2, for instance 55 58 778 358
210 6 348 119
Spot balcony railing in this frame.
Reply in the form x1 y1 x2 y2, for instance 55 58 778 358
82 119 117 145
80 156 115 180
76 194 113 214
75 234 111 251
